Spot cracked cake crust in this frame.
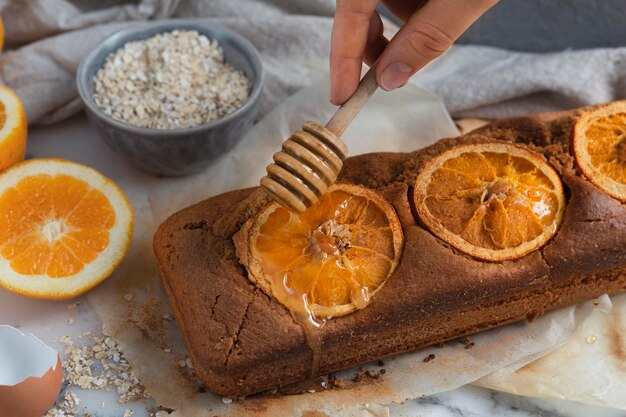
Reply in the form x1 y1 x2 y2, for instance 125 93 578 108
154 109 626 397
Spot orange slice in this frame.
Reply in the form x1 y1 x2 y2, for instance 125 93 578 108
413 142 565 261
0 159 133 299
236 184 403 318
0 85 27 172
573 101 626 201
0 16 4 51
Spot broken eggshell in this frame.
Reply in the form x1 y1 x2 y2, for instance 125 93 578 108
0 325 63 417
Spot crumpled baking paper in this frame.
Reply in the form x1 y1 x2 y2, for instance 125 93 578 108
84 73 621 416
474 292 626 410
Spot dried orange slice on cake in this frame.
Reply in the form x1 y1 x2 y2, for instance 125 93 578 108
413 142 565 261
236 184 404 318
0 85 27 172
0 159 133 299
573 101 626 201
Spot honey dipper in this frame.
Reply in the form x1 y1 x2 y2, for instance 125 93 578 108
260 68 379 213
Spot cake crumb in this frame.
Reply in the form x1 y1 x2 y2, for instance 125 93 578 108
463 336 475 349
328 374 344 389
423 353 436 363
365 370 380 380
124 293 134 301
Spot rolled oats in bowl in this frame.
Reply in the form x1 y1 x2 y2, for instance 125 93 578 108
93 29 252 130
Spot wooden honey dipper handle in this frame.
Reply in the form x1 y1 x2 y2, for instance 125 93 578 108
326 67 379 137
261 68 379 213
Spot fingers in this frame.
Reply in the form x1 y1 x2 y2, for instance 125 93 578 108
363 11 389 66
382 0 428 22
330 0 379 105
376 0 498 91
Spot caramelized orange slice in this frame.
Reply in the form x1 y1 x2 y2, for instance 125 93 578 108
413 143 565 261
236 184 403 318
573 101 626 201
0 159 133 299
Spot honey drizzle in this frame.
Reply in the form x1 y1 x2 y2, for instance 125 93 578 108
264 200 378 380
293 308 326 379
270 273 327 379
269 271 374 380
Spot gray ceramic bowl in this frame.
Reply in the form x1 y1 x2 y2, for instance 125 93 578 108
77 20 264 176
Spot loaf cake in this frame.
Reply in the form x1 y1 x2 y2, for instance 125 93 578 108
153 107 626 397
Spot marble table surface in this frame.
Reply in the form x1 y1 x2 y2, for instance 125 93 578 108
1 115 624 417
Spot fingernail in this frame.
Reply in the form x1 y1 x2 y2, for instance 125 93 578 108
380 62 412 91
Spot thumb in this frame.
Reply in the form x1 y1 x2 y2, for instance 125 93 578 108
376 0 498 91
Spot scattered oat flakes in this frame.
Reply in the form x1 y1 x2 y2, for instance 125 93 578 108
123 409 134 417
93 30 251 129
45 390 80 417
59 328 147 403
222 397 233 404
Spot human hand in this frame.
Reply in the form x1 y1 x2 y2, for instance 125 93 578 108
329 0 498 105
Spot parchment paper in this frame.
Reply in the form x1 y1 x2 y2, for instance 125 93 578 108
474 292 626 410
85 73 620 416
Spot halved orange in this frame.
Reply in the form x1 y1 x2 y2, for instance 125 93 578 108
573 101 626 201
413 142 565 261
0 17 4 51
0 159 133 299
236 184 403 318
0 85 27 172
